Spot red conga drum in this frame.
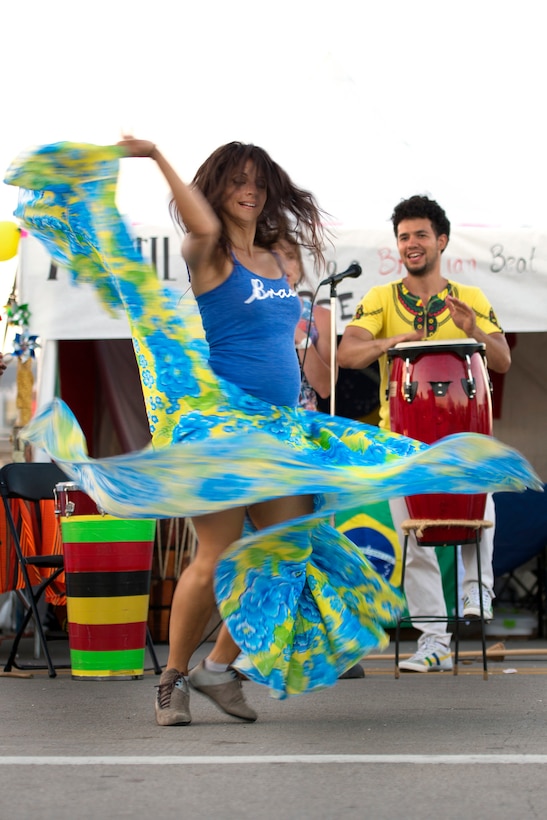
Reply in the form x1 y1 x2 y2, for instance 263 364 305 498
54 481 100 518
54 482 156 680
387 339 493 544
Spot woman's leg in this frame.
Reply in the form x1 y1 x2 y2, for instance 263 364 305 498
169 497 314 673
156 507 246 726
248 494 314 528
165 506 246 675
205 494 314 665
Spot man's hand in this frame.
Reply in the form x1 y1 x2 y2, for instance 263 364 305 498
445 294 476 336
390 330 426 347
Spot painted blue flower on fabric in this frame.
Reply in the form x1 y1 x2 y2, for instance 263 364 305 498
227 582 289 657
145 329 201 405
172 412 218 443
141 368 155 389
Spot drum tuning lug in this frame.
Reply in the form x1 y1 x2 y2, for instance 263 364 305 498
461 377 477 399
462 355 477 399
403 358 418 402
403 381 418 402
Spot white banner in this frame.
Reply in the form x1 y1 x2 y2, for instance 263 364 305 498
310 226 547 333
17 224 547 341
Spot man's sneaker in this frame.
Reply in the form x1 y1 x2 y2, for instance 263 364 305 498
463 583 494 622
399 641 453 673
155 668 191 726
189 660 257 721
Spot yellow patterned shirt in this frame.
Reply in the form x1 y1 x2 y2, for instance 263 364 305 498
347 280 503 429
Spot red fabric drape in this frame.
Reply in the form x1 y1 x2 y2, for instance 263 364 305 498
58 339 151 458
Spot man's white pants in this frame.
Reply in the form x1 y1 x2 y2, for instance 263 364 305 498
389 494 495 651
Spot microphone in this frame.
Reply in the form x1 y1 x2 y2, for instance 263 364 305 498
320 262 362 287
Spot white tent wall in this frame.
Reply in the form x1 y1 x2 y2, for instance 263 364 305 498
28 338 57 463
12 226 547 479
491 331 547 479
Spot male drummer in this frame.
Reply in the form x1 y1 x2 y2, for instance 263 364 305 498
337 195 510 672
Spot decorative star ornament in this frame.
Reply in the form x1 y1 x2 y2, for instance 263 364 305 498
13 331 41 362
5 300 32 327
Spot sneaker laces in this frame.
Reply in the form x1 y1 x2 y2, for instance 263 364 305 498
227 667 242 686
465 585 481 606
156 669 184 709
464 584 492 606
417 637 449 658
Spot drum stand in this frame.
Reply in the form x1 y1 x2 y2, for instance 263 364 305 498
394 518 493 680
325 281 340 531
146 627 162 675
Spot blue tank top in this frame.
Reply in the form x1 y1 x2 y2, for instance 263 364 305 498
196 254 302 406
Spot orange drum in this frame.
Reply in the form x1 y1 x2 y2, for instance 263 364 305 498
388 339 493 544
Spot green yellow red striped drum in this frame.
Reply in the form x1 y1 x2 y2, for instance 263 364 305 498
56 482 156 680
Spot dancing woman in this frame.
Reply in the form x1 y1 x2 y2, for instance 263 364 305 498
119 137 329 725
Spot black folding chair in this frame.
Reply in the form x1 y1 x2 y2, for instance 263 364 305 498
1 461 70 677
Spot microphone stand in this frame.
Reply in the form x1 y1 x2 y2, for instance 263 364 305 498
320 262 361 417
329 280 339 418
321 266 360 533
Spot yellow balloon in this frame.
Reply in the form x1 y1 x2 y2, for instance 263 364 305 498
0 221 21 261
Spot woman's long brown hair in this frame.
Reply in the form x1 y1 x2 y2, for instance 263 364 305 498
170 142 328 271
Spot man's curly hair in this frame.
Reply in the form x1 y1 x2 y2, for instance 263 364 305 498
391 195 451 243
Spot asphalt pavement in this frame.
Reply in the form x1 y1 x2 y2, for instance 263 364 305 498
1 629 546 820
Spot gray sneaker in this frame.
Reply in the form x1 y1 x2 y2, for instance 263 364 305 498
155 668 191 726
189 660 258 721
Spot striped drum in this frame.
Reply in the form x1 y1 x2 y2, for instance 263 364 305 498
56 483 156 680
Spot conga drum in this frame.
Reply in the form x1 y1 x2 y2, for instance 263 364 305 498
54 482 156 680
388 339 493 544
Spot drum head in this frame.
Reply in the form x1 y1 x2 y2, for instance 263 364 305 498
388 338 485 362
55 481 80 492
